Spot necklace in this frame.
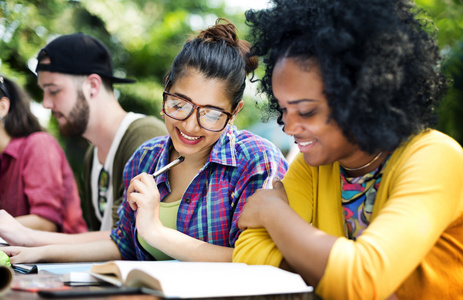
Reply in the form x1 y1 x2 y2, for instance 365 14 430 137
341 151 383 172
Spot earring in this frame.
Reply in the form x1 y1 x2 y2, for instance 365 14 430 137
0 116 4 127
160 111 165 119
229 119 234 125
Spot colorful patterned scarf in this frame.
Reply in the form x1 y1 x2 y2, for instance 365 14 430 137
341 156 390 240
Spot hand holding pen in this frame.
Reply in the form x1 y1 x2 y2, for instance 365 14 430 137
127 156 185 235
152 156 185 178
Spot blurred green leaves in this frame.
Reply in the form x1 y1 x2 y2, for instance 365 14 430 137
1 0 462 146
0 0 252 117
0 0 264 195
414 0 463 145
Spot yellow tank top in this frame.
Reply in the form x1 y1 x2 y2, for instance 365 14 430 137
137 199 181 260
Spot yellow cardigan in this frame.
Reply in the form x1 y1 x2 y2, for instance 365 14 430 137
233 130 463 299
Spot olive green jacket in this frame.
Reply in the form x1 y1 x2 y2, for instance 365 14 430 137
82 116 167 231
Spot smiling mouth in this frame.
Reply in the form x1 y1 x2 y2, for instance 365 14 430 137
297 140 314 146
179 129 201 141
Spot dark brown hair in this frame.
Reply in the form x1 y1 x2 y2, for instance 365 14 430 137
1 75 43 137
166 18 258 110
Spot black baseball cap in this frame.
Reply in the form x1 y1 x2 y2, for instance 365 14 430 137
36 33 135 84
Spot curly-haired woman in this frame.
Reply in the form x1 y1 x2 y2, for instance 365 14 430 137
233 0 463 299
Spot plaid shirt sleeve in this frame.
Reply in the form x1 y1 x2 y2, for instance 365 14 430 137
177 127 289 248
226 133 289 246
110 137 166 260
109 150 140 260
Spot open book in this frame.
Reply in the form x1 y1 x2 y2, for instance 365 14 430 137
90 260 313 298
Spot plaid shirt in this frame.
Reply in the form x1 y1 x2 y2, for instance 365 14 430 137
110 125 288 260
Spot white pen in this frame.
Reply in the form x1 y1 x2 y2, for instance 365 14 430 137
152 156 185 178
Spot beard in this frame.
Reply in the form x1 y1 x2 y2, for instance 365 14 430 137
58 89 90 137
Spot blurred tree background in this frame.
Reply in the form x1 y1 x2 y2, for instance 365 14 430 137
0 0 271 195
413 0 463 146
0 0 462 189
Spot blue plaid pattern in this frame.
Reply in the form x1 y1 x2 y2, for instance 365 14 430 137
110 125 288 260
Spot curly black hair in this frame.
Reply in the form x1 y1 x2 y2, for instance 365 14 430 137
246 0 448 153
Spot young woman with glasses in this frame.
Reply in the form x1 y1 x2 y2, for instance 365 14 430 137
0 75 87 234
4 19 288 263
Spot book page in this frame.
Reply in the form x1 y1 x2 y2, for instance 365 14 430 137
92 260 180 285
91 261 312 299
91 261 181 290
90 261 125 282
148 262 312 298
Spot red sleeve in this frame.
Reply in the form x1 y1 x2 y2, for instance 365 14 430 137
22 133 66 227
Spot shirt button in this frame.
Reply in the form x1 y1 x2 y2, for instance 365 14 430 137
184 198 191 204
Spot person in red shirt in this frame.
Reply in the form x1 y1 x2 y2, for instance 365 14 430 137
0 75 87 234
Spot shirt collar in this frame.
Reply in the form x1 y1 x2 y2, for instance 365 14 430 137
208 124 238 167
155 124 239 183
2 136 26 159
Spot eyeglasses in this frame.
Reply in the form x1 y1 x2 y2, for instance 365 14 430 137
0 77 10 99
98 168 109 217
162 91 234 132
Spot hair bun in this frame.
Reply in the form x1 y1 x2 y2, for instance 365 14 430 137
197 18 258 75
198 18 239 47
237 39 258 75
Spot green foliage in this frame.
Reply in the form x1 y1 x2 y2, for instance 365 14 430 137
2 0 460 157
0 0 265 138
1 0 251 108
414 0 463 146
415 0 463 48
438 42 463 144
0 0 263 201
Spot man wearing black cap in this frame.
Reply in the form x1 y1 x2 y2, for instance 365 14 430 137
0 33 166 246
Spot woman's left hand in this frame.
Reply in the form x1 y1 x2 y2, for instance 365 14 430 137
238 177 289 231
127 172 162 236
